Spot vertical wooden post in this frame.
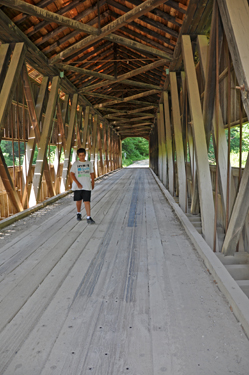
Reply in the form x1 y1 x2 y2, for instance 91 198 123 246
198 34 236 220
182 35 215 248
22 70 51 203
61 93 78 192
82 106 90 149
170 72 187 211
159 103 167 187
163 91 174 195
110 129 113 170
91 115 98 177
54 97 69 193
98 123 104 175
105 125 109 172
29 76 60 205
157 113 163 180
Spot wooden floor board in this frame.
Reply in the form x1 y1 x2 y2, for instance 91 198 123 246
1 168 249 375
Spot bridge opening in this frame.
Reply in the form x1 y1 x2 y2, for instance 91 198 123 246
121 137 149 167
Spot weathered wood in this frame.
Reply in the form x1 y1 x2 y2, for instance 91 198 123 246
0 44 11 95
202 1 223 148
56 97 68 153
34 0 106 46
22 72 50 205
187 125 199 214
222 154 249 255
29 76 60 206
50 0 174 63
157 112 163 180
94 89 160 109
198 34 236 220
170 72 186 211
0 10 107 130
217 0 249 120
61 94 78 192
159 103 167 187
106 112 154 119
111 115 154 125
82 59 168 92
58 63 162 92
26 0 83 38
0 148 23 212
182 35 215 249
82 106 90 149
0 0 99 36
91 115 98 176
98 125 104 175
0 43 26 132
163 91 173 194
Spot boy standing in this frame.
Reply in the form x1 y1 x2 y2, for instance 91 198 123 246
70 148 95 223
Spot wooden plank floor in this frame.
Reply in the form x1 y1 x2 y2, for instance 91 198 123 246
1 167 249 375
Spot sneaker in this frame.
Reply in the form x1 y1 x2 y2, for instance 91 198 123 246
87 217 95 224
77 213 82 221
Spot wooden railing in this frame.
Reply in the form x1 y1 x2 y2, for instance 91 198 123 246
0 160 115 220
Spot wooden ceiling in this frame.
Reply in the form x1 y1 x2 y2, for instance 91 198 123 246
0 0 212 139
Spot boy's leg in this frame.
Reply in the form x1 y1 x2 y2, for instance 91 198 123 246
76 200 82 213
84 201 90 217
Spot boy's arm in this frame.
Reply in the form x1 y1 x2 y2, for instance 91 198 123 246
70 172 82 189
91 173 95 190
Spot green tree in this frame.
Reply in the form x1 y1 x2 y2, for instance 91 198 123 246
122 137 149 166
0 140 25 167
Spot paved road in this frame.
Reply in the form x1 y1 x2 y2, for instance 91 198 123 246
125 159 149 168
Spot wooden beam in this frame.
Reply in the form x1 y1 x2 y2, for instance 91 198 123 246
111 115 154 125
57 63 163 92
26 0 83 37
0 0 99 36
96 91 159 109
0 43 26 132
34 0 106 46
163 93 173 193
0 44 11 94
50 0 174 64
29 76 60 206
107 0 179 39
217 0 249 119
182 35 215 249
61 93 78 192
107 33 173 60
0 148 23 212
82 59 168 92
222 154 249 255
197 34 236 219
105 112 154 119
202 1 223 147
159 103 167 187
22 71 50 205
217 0 249 254
0 10 108 130
82 106 90 148
170 72 186 211
92 115 98 177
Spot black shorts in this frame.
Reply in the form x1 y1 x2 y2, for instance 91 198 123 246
73 190 91 202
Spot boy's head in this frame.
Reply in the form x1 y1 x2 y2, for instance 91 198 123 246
77 148 86 156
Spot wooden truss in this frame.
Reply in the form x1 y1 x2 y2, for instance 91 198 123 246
151 0 249 254
0 0 248 259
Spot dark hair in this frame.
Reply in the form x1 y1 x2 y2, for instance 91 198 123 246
77 148 86 155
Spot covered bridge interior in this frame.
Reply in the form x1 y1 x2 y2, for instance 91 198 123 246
1 0 249 373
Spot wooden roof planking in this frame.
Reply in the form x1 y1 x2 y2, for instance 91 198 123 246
0 0 212 139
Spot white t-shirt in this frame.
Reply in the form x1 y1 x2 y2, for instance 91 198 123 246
70 160 94 191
